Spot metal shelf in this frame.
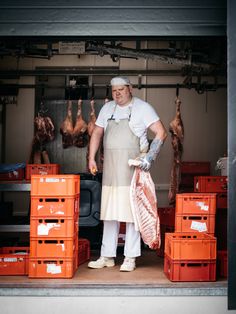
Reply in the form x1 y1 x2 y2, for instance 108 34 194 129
0 181 31 192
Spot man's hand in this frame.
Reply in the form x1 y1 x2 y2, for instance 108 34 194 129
136 155 151 171
89 159 98 175
137 138 164 171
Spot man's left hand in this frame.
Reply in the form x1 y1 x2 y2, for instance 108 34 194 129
137 155 151 171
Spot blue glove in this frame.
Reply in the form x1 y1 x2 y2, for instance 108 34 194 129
138 138 163 171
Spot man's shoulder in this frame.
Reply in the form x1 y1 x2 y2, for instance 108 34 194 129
103 100 115 110
133 97 151 109
100 100 115 112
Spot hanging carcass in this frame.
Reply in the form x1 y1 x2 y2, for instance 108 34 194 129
168 96 184 205
60 100 74 149
73 98 88 148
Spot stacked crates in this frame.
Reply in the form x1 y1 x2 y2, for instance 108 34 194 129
164 193 217 281
164 233 216 281
194 175 228 277
29 175 80 278
175 193 216 235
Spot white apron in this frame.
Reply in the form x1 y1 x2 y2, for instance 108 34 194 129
100 107 140 222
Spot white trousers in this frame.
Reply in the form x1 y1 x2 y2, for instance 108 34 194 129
100 220 141 258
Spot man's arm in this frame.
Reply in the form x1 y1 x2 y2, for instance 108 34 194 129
138 120 167 171
88 125 104 174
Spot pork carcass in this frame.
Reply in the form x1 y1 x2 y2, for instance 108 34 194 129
60 100 74 149
129 161 161 250
34 114 55 143
87 99 96 137
73 99 88 148
168 97 184 204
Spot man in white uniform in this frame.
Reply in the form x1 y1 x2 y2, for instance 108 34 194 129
88 76 167 271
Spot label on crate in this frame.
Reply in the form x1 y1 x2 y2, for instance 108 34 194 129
37 223 60 235
45 178 60 183
190 221 207 232
47 264 62 274
3 257 18 262
196 202 209 211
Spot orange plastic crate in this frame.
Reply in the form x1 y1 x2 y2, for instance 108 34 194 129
0 247 29 275
30 195 79 217
194 176 227 193
31 175 80 197
176 193 216 215
30 236 77 258
164 254 216 282
30 217 78 238
78 238 90 266
181 162 210 174
175 214 215 234
216 193 227 209
217 250 227 278
26 164 60 180
157 207 175 227
28 257 77 278
164 233 216 260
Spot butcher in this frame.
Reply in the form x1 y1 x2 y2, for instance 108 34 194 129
88 76 167 272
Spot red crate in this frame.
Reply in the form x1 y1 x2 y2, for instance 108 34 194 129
0 247 29 254
158 207 175 227
30 236 77 258
175 214 215 234
181 162 211 174
26 164 60 180
78 238 90 266
176 193 216 215
164 254 216 282
28 257 77 278
30 217 78 238
194 176 227 193
217 250 227 278
216 193 227 209
0 247 29 275
31 175 80 197
157 224 175 257
30 195 79 217
0 168 24 181
164 233 216 260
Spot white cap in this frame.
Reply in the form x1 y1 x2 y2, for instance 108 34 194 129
110 76 131 86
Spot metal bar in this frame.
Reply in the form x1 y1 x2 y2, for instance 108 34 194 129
0 83 227 91
0 225 30 232
227 0 236 310
0 183 31 192
0 68 226 78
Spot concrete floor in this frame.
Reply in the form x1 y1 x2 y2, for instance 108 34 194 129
0 249 227 294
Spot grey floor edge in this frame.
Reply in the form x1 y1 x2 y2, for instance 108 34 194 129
0 285 227 297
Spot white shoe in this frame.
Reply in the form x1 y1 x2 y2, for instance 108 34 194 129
88 256 115 269
120 257 136 272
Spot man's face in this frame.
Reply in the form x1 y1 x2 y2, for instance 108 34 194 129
112 85 132 106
